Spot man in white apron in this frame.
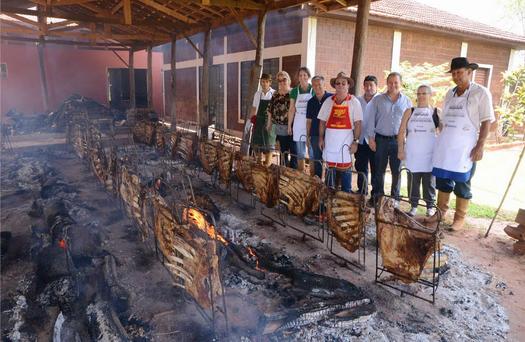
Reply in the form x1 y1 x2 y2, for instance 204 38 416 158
432 57 495 230
318 72 363 192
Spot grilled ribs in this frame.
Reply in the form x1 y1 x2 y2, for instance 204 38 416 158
278 167 325 216
235 154 255 192
198 140 219 175
326 191 364 252
376 197 440 283
252 164 280 208
218 146 234 185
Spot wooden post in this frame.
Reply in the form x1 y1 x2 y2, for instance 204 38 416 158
129 49 136 109
147 46 153 109
37 40 50 112
199 28 211 139
170 36 177 130
350 0 371 96
240 10 267 155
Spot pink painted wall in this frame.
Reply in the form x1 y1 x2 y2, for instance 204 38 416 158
0 41 163 119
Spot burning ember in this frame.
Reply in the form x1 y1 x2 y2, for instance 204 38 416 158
183 207 228 245
246 246 262 271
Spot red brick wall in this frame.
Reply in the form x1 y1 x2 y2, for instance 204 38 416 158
467 42 510 105
0 42 163 117
227 62 242 131
315 17 393 91
400 31 462 67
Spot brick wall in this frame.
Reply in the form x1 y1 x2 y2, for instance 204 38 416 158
400 31 461 67
315 17 393 91
467 42 510 105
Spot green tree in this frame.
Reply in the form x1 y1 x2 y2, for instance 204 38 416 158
386 61 454 106
496 66 525 138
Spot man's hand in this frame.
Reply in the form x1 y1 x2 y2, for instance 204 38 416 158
470 143 485 162
287 124 292 135
369 138 376 152
319 138 324 151
397 149 405 161
350 142 358 154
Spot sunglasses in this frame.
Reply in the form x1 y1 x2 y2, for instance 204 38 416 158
335 81 347 86
278 78 288 83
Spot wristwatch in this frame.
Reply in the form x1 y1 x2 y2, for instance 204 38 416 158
352 138 359 143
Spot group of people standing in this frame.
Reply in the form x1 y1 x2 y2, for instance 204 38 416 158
250 57 494 230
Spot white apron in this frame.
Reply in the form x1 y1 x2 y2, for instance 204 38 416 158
292 90 313 142
432 93 477 173
405 107 437 173
323 96 354 168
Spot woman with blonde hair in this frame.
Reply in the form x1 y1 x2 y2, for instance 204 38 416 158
266 71 293 167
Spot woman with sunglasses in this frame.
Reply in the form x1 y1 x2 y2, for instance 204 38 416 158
397 84 441 217
266 71 293 167
287 67 313 171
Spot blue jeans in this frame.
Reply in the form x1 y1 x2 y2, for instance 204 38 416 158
326 168 352 193
373 135 401 200
295 141 306 160
308 136 323 178
436 163 476 199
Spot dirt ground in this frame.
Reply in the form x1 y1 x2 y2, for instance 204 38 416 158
1 137 524 341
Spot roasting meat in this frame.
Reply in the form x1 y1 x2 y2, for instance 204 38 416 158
235 154 255 192
118 166 147 238
326 190 364 252
376 197 440 283
198 140 220 175
132 120 156 145
278 167 326 216
175 132 198 162
152 195 222 308
252 164 280 208
218 145 234 185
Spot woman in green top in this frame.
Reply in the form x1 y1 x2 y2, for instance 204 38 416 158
266 71 293 167
288 67 313 171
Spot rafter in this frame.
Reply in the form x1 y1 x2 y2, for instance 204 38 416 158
111 1 124 15
229 7 256 47
123 0 132 25
136 0 196 24
51 0 97 5
3 13 39 27
192 0 264 10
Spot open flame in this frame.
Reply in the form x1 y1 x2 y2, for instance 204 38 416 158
247 246 262 271
183 208 228 245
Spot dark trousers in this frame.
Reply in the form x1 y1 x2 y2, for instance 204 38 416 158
309 136 323 178
408 172 436 208
436 163 476 199
373 135 401 200
277 134 294 168
354 141 376 195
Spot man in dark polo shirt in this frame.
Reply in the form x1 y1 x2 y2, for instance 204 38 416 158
306 75 332 178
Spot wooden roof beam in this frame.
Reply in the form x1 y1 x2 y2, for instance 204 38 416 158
194 0 264 10
3 13 39 27
123 0 132 25
51 0 98 5
229 7 256 48
111 1 124 15
136 0 196 24
184 34 204 58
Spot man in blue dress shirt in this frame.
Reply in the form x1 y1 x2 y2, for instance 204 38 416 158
366 72 412 206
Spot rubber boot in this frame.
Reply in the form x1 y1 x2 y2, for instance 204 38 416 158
263 152 273 167
450 197 469 230
437 191 451 218
297 159 305 172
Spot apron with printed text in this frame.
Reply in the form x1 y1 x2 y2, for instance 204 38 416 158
292 90 313 142
405 107 437 173
432 94 477 178
323 95 354 169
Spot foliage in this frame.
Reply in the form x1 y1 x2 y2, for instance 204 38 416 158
385 61 454 106
496 66 525 137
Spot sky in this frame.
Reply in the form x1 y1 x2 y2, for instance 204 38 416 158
414 0 524 35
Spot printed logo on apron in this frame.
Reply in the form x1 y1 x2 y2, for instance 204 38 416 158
405 107 436 173
292 89 313 142
323 95 354 168
432 92 477 173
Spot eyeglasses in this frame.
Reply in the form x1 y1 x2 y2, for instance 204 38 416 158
416 93 429 95
335 82 347 86
278 78 287 83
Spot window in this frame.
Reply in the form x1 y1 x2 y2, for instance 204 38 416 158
473 64 493 88
0 63 7 79
239 58 280 122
